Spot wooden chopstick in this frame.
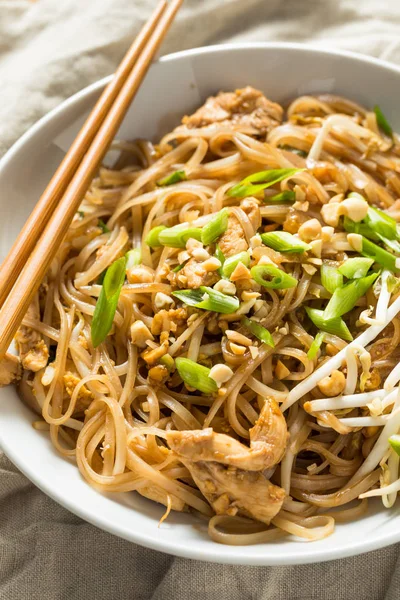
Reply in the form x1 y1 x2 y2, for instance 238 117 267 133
0 0 168 309
0 0 183 359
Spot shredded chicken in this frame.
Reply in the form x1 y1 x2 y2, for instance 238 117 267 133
15 296 48 372
179 87 283 135
0 353 21 386
219 216 248 257
167 397 288 471
137 483 187 512
178 460 285 524
219 199 261 258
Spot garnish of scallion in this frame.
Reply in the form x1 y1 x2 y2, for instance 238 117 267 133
145 225 167 248
227 168 303 199
201 208 229 245
347 234 397 272
374 105 393 137
307 331 325 360
323 271 379 321
98 219 110 233
268 190 296 203
222 251 250 279
158 223 202 248
389 434 400 457
91 256 127 347
320 264 343 294
338 257 374 279
156 170 187 187
241 316 274 348
126 248 141 269
261 231 310 254
305 307 353 342
250 265 298 289
172 286 239 314
175 357 217 394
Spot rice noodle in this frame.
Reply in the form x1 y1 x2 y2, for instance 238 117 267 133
12 89 400 546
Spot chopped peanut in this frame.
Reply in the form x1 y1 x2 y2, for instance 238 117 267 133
226 330 252 346
209 364 234 387
317 370 346 397
201 257 221 272
214 279 236 295
298 219 322 242
131 321 154 348
230 262 251 281
275 360 290 380
229 342 246 355
127 265 154 284
154 292 174 310
192 247 210 261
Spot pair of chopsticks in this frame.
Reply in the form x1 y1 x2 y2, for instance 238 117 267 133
0 0 182 359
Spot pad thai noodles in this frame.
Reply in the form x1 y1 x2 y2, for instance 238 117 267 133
6 86 400 545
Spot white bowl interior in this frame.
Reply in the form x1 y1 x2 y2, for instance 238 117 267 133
1 44 400 565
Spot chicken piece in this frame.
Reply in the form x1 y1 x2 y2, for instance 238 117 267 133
63 371 93 414
218 199 260 258
166 397 288 471
137 483 187 512
0 353 21 386
180 87 283 135
219 216 248 258
178 459 285 524
15 296 48 372
168 257 219 290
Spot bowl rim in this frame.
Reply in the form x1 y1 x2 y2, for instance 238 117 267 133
2 41 400 564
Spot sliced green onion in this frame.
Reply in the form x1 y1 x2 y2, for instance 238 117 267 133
91 256 127 347
241 316 274 348
98 219 110 233
389 434 400 457
215 245 225 276
364 205 398 241
145 225 167 248
126 248 141 269
261 231 311 254
97 270 106 285
387 274 400 294
201 208 229 245
343 216 379 241
323 271 379 321
222 251 250 279
156 170 187 187
172 286 239 314
305 307 353 342
338 257 374 279
227 168 303 199
172 262 186 273
158 224 202 248
374 105 393 137
175 357 217 394
251 265 298 289
278 145 308 158
78 211 85 218
268 190 296 203
159 354 175 372
320 264 343 294
349 235 397 272
307 331 325 360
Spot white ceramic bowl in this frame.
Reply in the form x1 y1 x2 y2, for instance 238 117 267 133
1 43 400 566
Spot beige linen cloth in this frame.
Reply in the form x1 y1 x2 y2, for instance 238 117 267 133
2 0 400 598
